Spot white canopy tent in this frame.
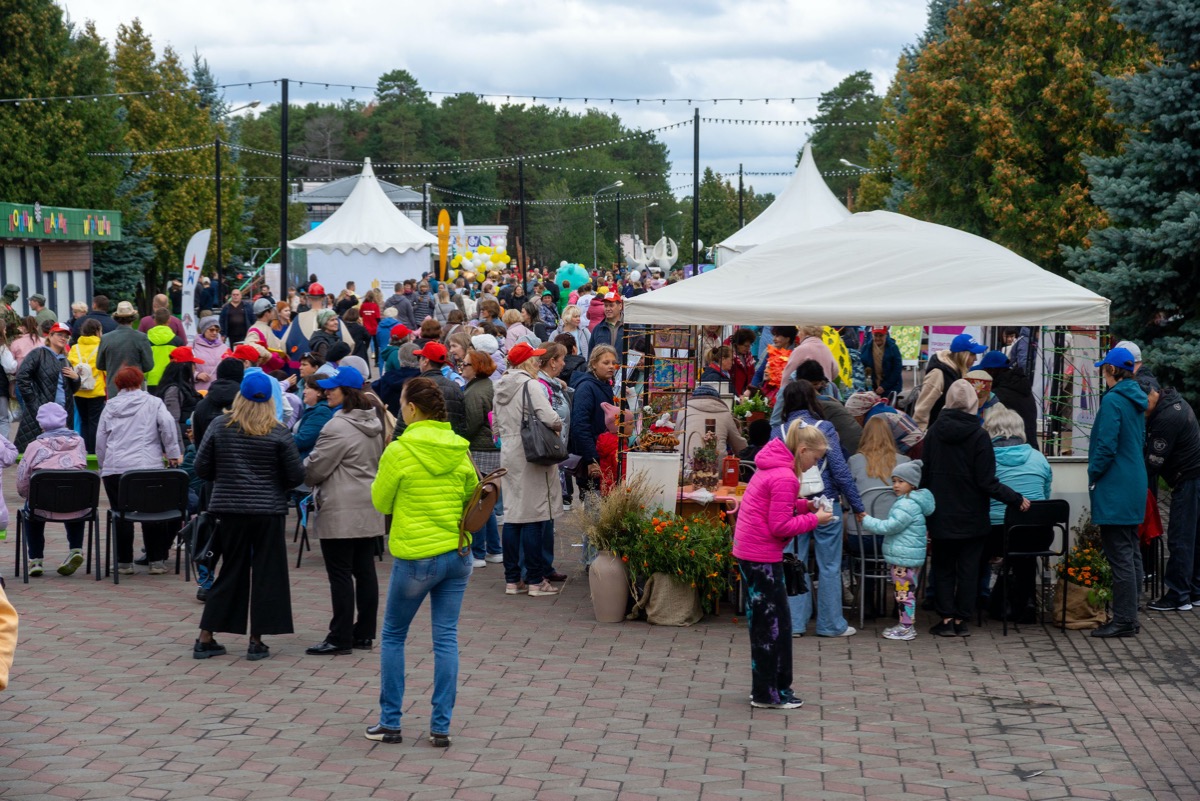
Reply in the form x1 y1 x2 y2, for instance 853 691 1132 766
289 158 437 289
713 142 851 266
626 211 1110 326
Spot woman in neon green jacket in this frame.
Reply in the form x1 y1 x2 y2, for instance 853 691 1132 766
367 377 478 748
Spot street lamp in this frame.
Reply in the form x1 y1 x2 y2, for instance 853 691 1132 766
639 202 658 242
839 158 869 172
665 209 683 240
227 100 261 115
592 180 623 272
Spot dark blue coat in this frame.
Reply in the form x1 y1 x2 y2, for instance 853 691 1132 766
569 370 614 465
1088 378 1148 526
860 336 903 398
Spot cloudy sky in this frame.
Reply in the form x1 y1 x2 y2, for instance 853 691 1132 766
59 0 930 197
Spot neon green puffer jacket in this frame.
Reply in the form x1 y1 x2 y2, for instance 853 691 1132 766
372 419 478 560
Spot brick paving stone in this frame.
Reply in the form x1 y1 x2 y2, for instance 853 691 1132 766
1 494 1194 800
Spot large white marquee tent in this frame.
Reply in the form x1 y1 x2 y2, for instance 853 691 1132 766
626 211 1110 327
289 159 437 290
713 143 851 266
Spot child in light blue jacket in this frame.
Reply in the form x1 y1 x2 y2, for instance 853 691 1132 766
861 460 935 641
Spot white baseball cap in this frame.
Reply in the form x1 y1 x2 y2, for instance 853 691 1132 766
1114 340 1142 362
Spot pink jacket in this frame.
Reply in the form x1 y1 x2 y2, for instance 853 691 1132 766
17 430 88 520
732 438 820 563
779 335 840 392
586 297 605 331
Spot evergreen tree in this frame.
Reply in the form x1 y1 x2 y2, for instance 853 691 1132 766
1065 0 1200 394
803 71 883 208
92 158 154 300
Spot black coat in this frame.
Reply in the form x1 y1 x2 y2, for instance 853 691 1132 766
392 369 467 439
923 408 1023 540
1145 387 1200 487
569 370 614 465
15 346 79 452
194 414 304 515
988 366 1039 450
191 378 240 448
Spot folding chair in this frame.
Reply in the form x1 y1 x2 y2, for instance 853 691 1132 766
15 470 102 584
105 469 190 585
1000 499 1070 635
848 487 898 628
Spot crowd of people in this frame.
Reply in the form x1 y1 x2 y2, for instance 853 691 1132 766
0 271 1181 723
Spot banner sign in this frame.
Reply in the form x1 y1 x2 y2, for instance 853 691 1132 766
1 202 122 242
180 229 212 338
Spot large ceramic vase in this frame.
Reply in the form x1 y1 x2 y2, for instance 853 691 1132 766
589 550 630 623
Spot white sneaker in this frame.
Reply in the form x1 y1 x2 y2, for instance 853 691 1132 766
117 563 135 575
562 501 573 512
148 561 168 575
28 559 44 577
883 625 916 641
472 558 487 568
819 626 857 638
484 554 504 564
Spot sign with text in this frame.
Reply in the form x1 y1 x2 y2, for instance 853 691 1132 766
1 202 122 242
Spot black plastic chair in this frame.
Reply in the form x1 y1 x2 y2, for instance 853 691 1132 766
15 470 102 584
848 487 898 628
1000 499 1070 635
105 469 190 585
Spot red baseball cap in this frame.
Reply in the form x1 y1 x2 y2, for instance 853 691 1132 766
872 326 889 334
48 322 71 335
231 344 262 362
307 282 325 296
390 324 411 341
507 341 546 366
414 341 449 364
169 346 205 364
602 292 623 304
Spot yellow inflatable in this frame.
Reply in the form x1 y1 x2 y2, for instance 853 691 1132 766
822 326 854 388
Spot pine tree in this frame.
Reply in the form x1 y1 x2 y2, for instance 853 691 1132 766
92 157 155 300
1065 0 1200 393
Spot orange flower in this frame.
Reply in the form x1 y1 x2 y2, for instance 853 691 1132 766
621 555 629 563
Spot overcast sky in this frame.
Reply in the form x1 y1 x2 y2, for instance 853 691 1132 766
59 0 930 198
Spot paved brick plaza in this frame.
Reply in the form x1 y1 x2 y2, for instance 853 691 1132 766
1 501 1197 801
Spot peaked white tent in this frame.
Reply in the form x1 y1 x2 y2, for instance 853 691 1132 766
626 211 1109 326
289 158 437 288
713 143 851 266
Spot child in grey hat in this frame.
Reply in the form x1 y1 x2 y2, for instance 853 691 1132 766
860 460 936 640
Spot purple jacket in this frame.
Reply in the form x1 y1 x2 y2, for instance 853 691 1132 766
96 389 182 477
732 439 821 563
0 436 17 529
17 430 87 520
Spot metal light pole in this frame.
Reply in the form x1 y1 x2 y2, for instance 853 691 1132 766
280 79 289 284
640 202 658 242
615 192 621 269
591 180 623 272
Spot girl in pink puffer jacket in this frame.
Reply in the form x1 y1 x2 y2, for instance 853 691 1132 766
732 420 832 710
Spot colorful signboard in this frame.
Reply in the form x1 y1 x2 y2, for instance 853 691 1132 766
1 202 122 242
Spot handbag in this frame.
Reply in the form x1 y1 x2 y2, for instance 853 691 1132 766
781 553 809 596
184 511 219 570
459 465 507 554
72 346 95 391
520 382 568 465
799 465 825 497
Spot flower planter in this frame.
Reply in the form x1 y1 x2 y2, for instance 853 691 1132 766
588 550 631 623
1052 579 1108 630
629 572 703 627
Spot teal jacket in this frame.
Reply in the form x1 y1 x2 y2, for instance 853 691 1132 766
1088 378 1148 526
372 419 478 560
990 439 1053 525
861 488 935 568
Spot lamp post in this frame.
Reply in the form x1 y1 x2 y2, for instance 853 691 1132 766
839 158 870 172
215 100 261 304
664 209 683 240
643 200 662 241
838 159 869 212
592 180 623 272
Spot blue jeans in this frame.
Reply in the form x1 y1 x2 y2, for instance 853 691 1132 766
787 512 849 636
378 551 472 733
1164 477 1200 604
543 519 556 571
470 510 501 560
503 521 548 585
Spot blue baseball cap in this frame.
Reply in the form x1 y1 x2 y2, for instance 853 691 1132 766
950 333 987 355
1095 347 1136 371
979 350 1009 370
316 365 364 390
240 372 274 403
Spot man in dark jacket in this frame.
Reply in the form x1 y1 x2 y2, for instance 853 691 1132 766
192 359 245 447
219 289 254 345
981 350 1038 450
923 379 1027 636
71 295 118 343
1088 347 1149 637
383 283 417 330
860 327 903 399
407 342 466 438
14 322 80 451
795 360 862 457
588 293 624 354
95 302 154 398
1139 375 1200 613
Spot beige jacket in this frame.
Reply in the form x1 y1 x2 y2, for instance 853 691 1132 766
493 369 563 524
913 350 965 431
675 394 748 469
304 409 386 539
0 585 15 690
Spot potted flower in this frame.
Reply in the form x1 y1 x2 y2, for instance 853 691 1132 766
685 430 721 490
1052 511 1111 629
577 475 656 623
732 392 770 425
624 510 733 625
